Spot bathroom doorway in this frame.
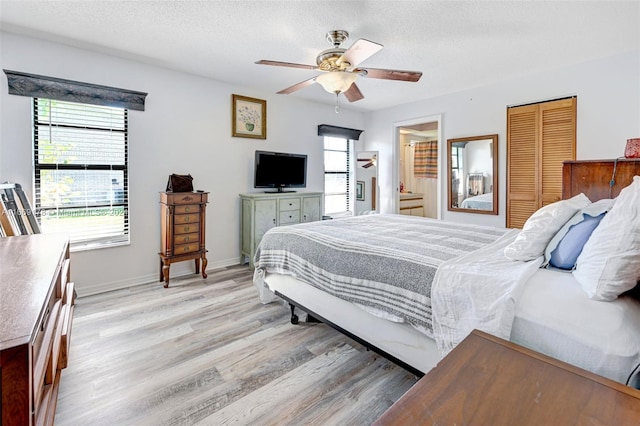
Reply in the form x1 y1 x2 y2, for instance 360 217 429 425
393 115 442 219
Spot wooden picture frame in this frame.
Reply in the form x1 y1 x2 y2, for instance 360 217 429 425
356 181 365 201
232 94 266 139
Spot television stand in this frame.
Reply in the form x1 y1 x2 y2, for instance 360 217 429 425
239 192 323 268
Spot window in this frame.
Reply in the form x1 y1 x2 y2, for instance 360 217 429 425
33 98 129 250
323 136 353 216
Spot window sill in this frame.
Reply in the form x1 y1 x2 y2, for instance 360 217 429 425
325 211 354 219
70 239 130 253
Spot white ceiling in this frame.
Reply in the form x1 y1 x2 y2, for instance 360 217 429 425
1 1 638 112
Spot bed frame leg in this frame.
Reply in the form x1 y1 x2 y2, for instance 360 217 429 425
289 304 320 324
306 314 320 323
289 303 299 324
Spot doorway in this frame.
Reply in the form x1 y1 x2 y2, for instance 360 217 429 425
355 151 378 215
393 115 442 219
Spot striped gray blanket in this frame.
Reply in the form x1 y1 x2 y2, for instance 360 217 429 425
254 214 508 336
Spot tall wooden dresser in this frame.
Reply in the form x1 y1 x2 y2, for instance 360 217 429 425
0 234 75 425
159 191 208 287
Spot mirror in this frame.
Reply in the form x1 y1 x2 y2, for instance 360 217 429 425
447 134 498 215
356 151 379 215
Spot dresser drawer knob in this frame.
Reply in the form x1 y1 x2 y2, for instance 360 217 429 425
185 207 191 212
184 226 190 232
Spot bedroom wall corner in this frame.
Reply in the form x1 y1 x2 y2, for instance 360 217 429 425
0 31 366 295
363 49 640 228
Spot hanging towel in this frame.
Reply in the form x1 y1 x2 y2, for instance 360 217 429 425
468 174 484 196
414 141 438 179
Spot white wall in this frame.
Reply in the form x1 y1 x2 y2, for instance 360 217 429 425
364 49 640 228
0 32 365 295
2 31 638 294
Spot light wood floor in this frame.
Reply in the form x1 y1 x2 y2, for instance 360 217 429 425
55 265 419 425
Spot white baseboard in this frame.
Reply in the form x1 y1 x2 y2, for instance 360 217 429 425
77 256 242 297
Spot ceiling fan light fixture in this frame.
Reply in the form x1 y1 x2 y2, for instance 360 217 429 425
315 71 357 94
256 29 422 109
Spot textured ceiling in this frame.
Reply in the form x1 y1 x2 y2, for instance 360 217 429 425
1 1 638 112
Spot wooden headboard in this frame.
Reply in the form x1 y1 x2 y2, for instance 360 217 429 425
562 159 640 201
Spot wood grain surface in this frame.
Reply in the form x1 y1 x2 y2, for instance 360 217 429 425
55 265 418 425
374 330 640 425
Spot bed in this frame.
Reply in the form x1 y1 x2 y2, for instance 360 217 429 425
460 192 493 210
252 159 640 386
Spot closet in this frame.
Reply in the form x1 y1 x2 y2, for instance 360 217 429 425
506 97 577 228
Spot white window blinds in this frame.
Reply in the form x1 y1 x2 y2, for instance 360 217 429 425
323 136 352 216
34 98 129 249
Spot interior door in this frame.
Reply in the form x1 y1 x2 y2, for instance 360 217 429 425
507 97 577 228
507 104 539 229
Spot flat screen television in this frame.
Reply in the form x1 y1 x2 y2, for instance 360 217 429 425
254 150 307 192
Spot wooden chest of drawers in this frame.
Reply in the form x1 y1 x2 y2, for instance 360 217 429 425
159 191 208 287
0 234 75 426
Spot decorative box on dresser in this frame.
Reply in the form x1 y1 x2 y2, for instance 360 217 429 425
240 192 323 268
0 234 75 426
159 191 208 288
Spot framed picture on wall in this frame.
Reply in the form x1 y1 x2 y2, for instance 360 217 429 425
232 94 266 139
356 181 365 201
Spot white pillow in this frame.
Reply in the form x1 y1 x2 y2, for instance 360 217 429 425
573 176 640 301
542 198 616 267
504 193 590 261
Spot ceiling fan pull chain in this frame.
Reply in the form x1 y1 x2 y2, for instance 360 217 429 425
335 92 340 113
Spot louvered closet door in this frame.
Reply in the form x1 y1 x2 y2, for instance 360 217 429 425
507 104 539 229
539 98 576 206
506 97 576 229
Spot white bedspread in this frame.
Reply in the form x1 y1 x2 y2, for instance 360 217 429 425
432 229 543 356
460 192 493 210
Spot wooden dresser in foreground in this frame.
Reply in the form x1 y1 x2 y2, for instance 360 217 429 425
374 330 640 425
159 191 208 287
0 234 75 426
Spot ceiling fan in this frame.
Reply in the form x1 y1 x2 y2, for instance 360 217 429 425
256 30 422 112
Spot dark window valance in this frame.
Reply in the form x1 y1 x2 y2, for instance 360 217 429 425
317 124 363 140
3 69 147 111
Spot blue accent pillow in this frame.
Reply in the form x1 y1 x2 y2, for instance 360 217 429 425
549 212 606 270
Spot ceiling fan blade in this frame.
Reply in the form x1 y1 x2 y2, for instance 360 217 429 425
343 82 364 102
338 39 383 67
276 77 317 95
255 60 318 70
358 67 422 82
